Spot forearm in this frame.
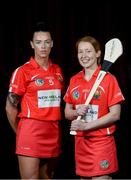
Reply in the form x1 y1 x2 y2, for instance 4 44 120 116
65 108 78 120
6 107 19 133
84 108 120 131
65 103 88 120
5 92 20 133
70 104 121 132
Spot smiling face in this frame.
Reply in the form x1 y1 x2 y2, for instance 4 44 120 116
30 31 53 59
77 41 101 69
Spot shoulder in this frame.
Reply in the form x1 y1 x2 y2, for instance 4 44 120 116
103 72 119 86
70 71 83 82
106 72 117 81
12 60 32 78
51 63 62 70
21 60 34 70
51 63 63 75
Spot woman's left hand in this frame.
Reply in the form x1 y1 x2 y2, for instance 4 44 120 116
70 119 88 131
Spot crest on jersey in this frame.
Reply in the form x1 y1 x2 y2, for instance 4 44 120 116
35 78 44 86
56 73 64 82
93 87 103 99
72 90 79 100
100 160 109 169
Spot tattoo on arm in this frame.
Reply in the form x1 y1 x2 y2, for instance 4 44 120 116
7 92 20 107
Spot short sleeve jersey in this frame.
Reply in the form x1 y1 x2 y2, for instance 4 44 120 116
9 57 64 121
64 66 125 136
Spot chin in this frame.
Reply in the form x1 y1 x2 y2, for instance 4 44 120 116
82 64 90 68
40 55 47 58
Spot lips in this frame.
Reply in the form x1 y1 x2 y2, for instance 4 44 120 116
81 59 90 63
40 50 46 53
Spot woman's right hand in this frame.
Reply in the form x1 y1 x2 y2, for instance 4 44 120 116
76 104 88 116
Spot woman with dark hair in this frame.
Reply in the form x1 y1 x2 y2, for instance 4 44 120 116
6 21 64 179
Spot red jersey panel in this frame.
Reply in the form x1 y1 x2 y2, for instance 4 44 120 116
64 66 125 136
9 57 64 121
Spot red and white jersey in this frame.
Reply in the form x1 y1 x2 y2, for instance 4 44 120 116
64 66 125 136
9 57 64 121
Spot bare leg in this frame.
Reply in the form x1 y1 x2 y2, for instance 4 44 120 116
18 155 40 179
39 157 59 179
81 177 91 180
81 175 112 180
92 175 112 179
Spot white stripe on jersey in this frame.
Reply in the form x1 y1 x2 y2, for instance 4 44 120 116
26 102 31 118
31 74 40 80
9 67 20 92
70 85 81 93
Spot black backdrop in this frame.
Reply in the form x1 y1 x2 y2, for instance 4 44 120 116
0 0 131 179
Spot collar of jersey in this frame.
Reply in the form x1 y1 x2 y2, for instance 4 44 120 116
82 65 101 78
29 57 52 69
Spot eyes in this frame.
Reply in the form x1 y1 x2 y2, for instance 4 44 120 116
34 40 52 48
78 49 92 54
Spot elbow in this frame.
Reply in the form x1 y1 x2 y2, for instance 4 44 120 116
5 102 17 117
5 101 12 115
112 112 121 122
64 112 71 120
5 104 10 115
5 99 11 115
64 109 68 119
5 106 12 118
64 110 73 120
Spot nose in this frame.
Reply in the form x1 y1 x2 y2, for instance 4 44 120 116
41 43 46 49
81 52 87 58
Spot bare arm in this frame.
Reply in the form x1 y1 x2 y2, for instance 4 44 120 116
65 103 77 120
5 92 21 133
64 103 88 120
70 104 121 131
